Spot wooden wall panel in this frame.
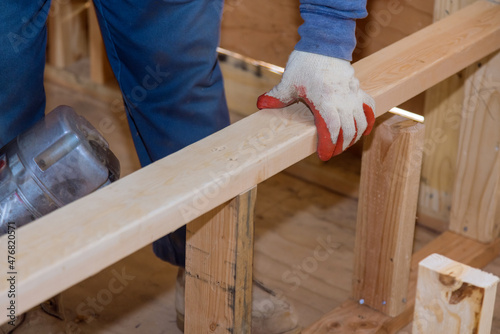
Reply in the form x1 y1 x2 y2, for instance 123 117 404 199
220 0 302 67
448 52 500 242
220 0 434 67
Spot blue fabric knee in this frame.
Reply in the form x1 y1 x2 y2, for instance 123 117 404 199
0 0 50 146
92 0 229 267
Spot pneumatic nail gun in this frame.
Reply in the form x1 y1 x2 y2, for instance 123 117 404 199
0 105 120 235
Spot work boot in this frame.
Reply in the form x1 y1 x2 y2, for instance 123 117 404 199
175 268 301 334
0 294 74 334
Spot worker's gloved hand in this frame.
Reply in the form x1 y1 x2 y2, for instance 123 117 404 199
257 50 375 161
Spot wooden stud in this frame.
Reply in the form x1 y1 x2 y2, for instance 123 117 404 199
449 52 500 243
304 231 500 333
220 0 301 67
413 254 499 334
46 0 88 68
1 1 499 316
88 2 114 85
352 114 425 317
185 187 256 333
417 71 463 231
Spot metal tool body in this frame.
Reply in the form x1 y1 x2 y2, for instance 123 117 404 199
0 106 120 234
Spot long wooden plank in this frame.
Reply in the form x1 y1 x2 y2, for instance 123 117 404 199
304 231 500 333
353 115 425 317
185 188 256 333
413 254 499 334
1 0 499 318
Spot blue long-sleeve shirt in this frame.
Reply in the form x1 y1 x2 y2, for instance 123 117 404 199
295 0 368 61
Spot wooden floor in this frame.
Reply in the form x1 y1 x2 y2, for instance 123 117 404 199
39 65 500 333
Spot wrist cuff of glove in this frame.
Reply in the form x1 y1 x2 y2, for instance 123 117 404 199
286 50 355 80
295 8 357 61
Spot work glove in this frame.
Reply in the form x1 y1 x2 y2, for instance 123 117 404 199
257 50 375 161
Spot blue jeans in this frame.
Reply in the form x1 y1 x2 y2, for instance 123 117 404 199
0 0 230 267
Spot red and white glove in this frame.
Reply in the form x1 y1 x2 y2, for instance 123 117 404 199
257 50 375 161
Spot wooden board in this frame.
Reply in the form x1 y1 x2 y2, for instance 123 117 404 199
1 1 499 317
185 188 256 333
413 254 499 334
353 115 425 317
304 231 500 333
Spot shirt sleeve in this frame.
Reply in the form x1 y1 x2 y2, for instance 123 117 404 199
294 0 368 61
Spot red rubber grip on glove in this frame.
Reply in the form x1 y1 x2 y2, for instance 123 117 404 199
257 92 375 161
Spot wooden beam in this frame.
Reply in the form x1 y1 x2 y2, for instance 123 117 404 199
47 0 88 68
353 115 425 317
184 187 256 333
304 231 500 333
1 0 499 317
413 254 499 334
448 52 500 242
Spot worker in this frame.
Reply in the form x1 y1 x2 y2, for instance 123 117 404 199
0 0 374 333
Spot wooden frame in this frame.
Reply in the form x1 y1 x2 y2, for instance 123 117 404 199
353 114 425 317
1 1 500 332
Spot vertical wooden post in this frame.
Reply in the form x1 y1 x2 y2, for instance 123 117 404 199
448 52 500 243
413 253 499 334
47 0 88 68
185 187 256 333
353 114 425 317
88 2 114 85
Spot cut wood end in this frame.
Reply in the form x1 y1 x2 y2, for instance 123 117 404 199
420 253 500 288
